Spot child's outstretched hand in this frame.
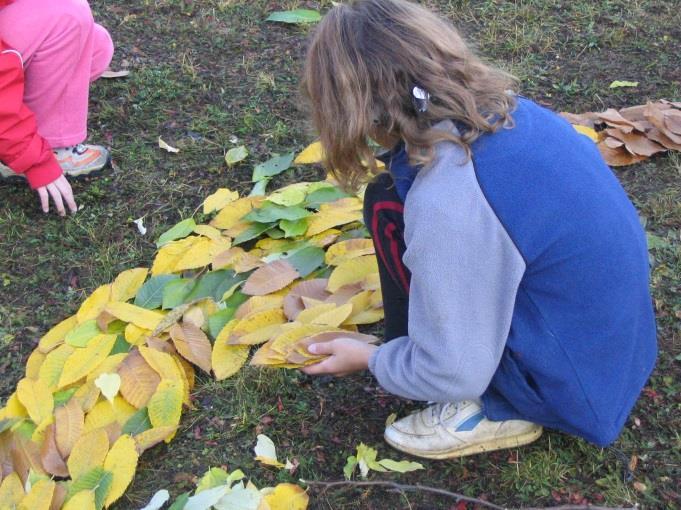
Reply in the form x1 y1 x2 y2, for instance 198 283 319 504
301 337 378 377
36 174 77 216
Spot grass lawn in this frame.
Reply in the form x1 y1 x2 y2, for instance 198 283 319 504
0 0 679 508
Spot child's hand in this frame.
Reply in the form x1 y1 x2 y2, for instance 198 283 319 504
301 337 378 377
36 175 77 216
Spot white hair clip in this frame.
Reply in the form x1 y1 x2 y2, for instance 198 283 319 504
412 85 430 113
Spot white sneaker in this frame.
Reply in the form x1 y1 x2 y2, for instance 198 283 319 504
53 143 109 177
384 400 543 459
0 161 23 182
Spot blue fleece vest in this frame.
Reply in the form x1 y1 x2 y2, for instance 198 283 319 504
380 98 657 446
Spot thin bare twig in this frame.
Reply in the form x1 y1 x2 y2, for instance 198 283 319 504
301 480 637 510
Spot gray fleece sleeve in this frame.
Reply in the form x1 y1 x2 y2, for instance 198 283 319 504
368 141 526 403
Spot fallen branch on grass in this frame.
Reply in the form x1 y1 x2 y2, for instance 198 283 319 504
302 479 637 510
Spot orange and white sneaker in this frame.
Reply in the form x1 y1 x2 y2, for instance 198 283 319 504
53 143 110 177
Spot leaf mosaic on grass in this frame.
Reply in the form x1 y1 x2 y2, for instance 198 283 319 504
0 143 385 508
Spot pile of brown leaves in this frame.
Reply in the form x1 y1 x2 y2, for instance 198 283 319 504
562 100 681 166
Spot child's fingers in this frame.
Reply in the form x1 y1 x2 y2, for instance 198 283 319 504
307 342 336 355
37 187 49 213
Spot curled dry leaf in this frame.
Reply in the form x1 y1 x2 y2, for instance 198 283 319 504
283 279 331 320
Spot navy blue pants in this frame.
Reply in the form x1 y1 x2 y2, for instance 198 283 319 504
363 173 411 340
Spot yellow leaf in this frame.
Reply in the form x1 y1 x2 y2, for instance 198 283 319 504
31 414 54 443
306 206 363 236
210 196 264 230
67 428 109 480
76 285 113 323
344 308 384 325
55 398 84 458
174 237 231 271
150 236 199 276
111 268 149 302
158 137 179 153
299 303 354 327
17 378 53 425
133 426 177 454
212 321 249 380
38 315 78 353
230 324 285 346
307 228 341 248
327 256 379 293
294 141 324 164
124 323 150 345
573 124 601 143
103 435 139 507
62 490 96 510
254 434 286 469
325 239 375 266
0 472 25 508
18 478 55 510
58 334 117 389
25 350 46 379
84 397 137 432
213 246 263 273
269 324 330 356
193 224 225 242
105 302 164 331
147 380 183 436
264 483 309 510
231 309 286 338
138 346 184 381
203 188 240 214
86 353 129 383
118 350 161 409
3 392 28 418
38 344 75 390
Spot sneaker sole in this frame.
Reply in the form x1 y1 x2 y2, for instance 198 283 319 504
384 426 543 460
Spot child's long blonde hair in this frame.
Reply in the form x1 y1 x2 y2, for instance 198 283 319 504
302 0 518 191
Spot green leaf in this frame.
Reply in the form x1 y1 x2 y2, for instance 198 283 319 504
305 186 350 208
122 407 152 436
266 9 321 24
244 202 311 223
279 218 309 238
233 222 276 245
65 319 102 347
53 388 78 407
285 246 325 277
343 455 358 480
377 458 424 473
110 335 132 355
338 226 371 241
162 278 197 310
224 290 250 309
156 218 196 248
207 308 237 339
13 420 35 439
195 467 229 493
225 145 249 167
168 492 190 510
186 270 248 303
106 320 127 335
249 178 269 197
252 153 295 182
68 467 114 509
134 274 180 309
609 80 639 89
266 228 285 239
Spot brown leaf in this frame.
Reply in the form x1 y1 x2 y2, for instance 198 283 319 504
324 283 364 306
647 128 681 151
604 128 666 157
40 424 68 477
604 137 624 149
146 336 176 354
597 108 647 133
49 483 67 510
118 349 161 408
169 323 212 373
283 279 331 320
235 295 285 320
54 398 84 458
598 144 646 166
213 247 264 273
96 310 118 332
645 102 681 144
243 260 300 296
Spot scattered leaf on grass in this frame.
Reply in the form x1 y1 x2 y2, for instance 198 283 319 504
225 145 249 167
266 9 321 24
158 137 180 153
